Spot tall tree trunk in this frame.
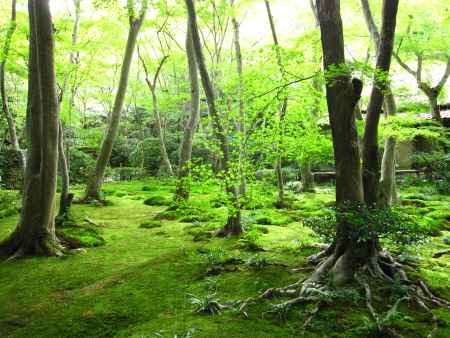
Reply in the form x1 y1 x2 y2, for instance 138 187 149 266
151 87 173 176
137 50 173 176
362 0 399 206
57 0 80 219
1 0 59 257
185 0 241 235
83 7 146 201
361 0 398 206
58 121 72 219
0 0 26 166
175 24 200 202
264 0 288 207
231 0 246 195
303 0 366 286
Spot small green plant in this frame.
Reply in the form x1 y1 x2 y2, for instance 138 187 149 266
239 230 263 251
246 254 269 270
189 293 224 315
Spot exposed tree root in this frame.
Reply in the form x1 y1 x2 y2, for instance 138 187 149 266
432 249 450 258
233 246 449 336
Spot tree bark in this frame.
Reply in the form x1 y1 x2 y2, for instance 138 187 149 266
1 0 59 257
83 5 146 201
305 0 367 286
362 0 399 206
300 161 315 192
175 24 200 202
185 0 241 235
361 0 398 206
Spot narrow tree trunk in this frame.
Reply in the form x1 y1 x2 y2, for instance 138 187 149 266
185 0 241 235
362 0 399 206
0 0 25 167
57 0 80 219
175 24 200 202
231 0 246 195
264 0 288 208
151 87 174 176
83 12 145 201
361 0 398 206
1 0 59 257
58 122 72 219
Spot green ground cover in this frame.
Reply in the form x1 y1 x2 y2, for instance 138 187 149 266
0 178 449 338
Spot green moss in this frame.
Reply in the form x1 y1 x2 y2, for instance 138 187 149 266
0 180 449 338
143 195 171 206
139 220 163 229
58 226 105 248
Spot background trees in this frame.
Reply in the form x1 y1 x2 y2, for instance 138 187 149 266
0 0 59 257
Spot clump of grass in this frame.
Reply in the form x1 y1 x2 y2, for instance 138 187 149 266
140 220 163 229
144 195 171 206
189 293 225 315
239 229 264 251
246 254 269 270
114 191 128 197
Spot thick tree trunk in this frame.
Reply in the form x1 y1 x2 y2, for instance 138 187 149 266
300 161 315 192
1 0 59 257
185 0 241 235
425 91 440 121
362 0 399 206
83 14 145 201
175 25 200 202
304 0 368 286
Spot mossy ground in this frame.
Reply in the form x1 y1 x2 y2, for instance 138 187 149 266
0 178 449 337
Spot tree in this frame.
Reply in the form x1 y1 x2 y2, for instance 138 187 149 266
361 0 398 206
57 0 81 219
230 0 246 195
174 24 200 202
83 0 148 201
0 0 60 257
137 49 173 176
393 4 450 122
0 0 25 166
362 0 399 206
264 0 288 208
185 0 241 236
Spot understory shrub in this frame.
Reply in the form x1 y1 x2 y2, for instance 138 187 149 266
303 205 429 247
0 190 20 219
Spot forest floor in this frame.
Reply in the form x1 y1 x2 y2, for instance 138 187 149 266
0 178 449 338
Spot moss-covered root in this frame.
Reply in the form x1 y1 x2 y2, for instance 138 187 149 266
238 247 450 337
